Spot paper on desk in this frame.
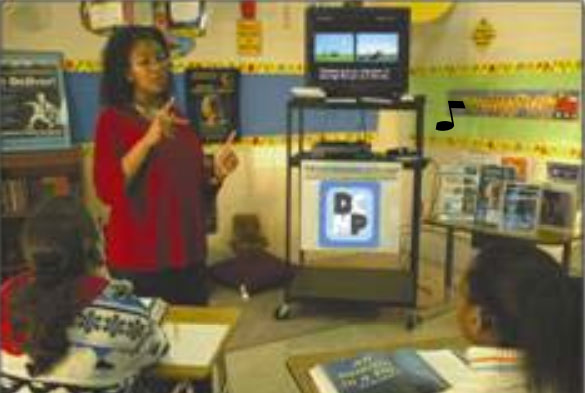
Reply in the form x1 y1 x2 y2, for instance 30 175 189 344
161 324 230 367
418 350 472 385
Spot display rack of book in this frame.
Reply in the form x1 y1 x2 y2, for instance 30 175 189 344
1 147 82 280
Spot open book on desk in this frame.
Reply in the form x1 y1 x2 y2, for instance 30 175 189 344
140 297 229 366
309 349 471 393
159 323 230 367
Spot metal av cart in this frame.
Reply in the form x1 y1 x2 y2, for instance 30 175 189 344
274 96 427 329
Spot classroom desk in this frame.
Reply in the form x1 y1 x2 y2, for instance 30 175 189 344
154 306 241 391
287 336 466 393
424 218 582 301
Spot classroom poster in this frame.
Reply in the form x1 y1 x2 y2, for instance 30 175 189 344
0 51 71 151
184 68 240 143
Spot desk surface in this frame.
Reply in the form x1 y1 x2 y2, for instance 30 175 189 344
154 306 240 380
424 218 581 245
287 336 466 393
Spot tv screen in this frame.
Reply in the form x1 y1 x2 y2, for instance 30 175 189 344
306 7 410 98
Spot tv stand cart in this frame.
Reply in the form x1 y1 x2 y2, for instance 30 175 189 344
275 95 427 330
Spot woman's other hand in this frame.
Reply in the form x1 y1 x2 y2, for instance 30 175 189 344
214 131 239 182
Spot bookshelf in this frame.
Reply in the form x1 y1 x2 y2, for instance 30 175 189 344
1 147 83 279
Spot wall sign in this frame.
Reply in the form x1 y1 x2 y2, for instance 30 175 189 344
237 19 262 57
472 18 496 49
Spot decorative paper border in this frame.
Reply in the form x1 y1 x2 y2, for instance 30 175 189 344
80 133 581 159
64 58 582 76
448 90 580 120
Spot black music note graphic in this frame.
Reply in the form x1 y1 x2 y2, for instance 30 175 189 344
436 100 466 131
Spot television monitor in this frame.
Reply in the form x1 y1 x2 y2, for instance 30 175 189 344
306 6 410 98
300 160 402 253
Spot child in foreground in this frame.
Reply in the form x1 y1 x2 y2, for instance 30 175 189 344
449 244 582 393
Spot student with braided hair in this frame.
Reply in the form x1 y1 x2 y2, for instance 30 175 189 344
1 196 168 393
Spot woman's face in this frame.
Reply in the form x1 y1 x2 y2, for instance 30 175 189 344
127 39 169 101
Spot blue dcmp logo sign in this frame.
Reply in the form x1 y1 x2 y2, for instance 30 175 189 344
319 181 380 248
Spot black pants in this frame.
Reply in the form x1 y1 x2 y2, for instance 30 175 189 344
111 264 212 393
111 264 210 306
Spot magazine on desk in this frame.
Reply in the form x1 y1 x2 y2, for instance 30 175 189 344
310 349 470 393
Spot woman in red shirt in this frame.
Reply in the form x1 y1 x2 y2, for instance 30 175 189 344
93 26 238 306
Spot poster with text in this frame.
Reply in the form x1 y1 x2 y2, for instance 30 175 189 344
0 51 71 151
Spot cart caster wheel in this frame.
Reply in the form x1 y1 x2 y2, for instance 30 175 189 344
274 304 292 320
406 313 420 330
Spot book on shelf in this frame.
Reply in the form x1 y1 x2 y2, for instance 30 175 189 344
474 165 516 227
1 176 75 216
435 164 480 222
309 349 471 393
501 156 533 182
538 183 577 234
501 182 541 233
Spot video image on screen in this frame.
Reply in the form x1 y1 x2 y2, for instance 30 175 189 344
356 33 399 63
314 33 355 63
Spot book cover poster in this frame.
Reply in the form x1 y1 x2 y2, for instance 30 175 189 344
1 52 71 151
318 181 380 248
185 68 239 143
501 183 540 232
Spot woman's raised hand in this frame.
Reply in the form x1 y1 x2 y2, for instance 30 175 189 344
143 97 189 148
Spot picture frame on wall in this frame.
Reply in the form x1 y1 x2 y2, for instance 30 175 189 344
167 0 207 28
0 51 72 152
185 67 240 143
80 1 129 35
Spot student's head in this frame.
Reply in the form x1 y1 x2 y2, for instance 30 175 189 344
457 244 582 393
12 196 103 376
22 196 102 280
100 26 171 107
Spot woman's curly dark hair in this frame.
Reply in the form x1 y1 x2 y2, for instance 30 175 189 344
10 196 102 376
100 25 171 108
